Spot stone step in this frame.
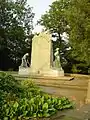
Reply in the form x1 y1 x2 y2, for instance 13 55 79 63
37 82 87 90
13 74 73 80
14 75 88 90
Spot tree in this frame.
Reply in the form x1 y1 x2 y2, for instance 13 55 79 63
0 0 34 70
66 0 90 73
39 0 90 74
38 0 71 71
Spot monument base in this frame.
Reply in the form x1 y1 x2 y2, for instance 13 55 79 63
18 66 30 75
18 66 64 77
39 69 64 77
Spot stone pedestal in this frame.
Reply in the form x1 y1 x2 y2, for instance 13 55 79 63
19 67 64 77
18 66 30 75
42 70 64 77
32 68 64 77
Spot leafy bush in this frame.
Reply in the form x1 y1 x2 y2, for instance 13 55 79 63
20 80 42 98
0 72 22 95
1 96 73 119
0 72 74 119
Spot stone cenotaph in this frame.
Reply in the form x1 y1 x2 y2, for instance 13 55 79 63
19 31 64 76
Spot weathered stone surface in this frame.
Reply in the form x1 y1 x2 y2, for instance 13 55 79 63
30 32 52 74
18 67 30 75
30 31 64 76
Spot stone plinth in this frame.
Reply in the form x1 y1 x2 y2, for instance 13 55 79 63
38 69 64 77
18 66 30 75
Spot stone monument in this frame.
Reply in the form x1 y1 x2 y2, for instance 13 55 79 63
19 31 64 76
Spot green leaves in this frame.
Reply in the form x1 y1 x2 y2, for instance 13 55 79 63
13 102 19 109
0 0 34 70
0 73 73 119
42 103 48 110
39 0 90 73
66 0 90 70
39 0 69 33
1 90 73 119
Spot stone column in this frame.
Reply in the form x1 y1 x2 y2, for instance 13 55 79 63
86 79 90 103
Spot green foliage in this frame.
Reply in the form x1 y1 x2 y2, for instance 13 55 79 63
0 73 73 119
38 0 73 72
71 65 81 73
39 0 90 74
66 0 90 70
0 0 34 70
1 95 73 119
39 0 70 33
0 72 21 94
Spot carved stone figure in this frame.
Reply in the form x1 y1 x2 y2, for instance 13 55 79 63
54 48 62 69
21 53 29 67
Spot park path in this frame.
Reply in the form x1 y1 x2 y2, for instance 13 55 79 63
50 103 90 120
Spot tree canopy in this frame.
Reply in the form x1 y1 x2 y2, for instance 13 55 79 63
0 0 34 70
66 0 90 67
39 0 90 74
